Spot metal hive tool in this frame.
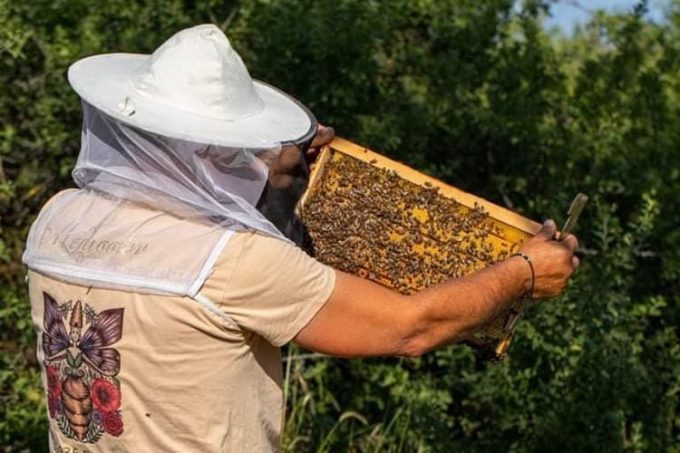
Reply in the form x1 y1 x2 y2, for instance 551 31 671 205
298 138 542 360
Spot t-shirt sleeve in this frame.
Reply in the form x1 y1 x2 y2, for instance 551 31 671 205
201 231 336 346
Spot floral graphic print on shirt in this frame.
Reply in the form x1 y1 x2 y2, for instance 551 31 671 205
42 291 125 443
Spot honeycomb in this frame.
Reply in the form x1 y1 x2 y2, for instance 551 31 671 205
299 139 540 359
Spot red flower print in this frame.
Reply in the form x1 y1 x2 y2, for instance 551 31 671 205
91 379 121 413
103 411 124 437
45 365 62 398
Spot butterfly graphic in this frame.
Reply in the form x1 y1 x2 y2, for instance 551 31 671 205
43 292 123 377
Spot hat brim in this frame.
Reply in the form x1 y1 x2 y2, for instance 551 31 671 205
68 54 316 148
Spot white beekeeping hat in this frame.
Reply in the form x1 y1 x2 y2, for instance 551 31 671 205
67 23 315 148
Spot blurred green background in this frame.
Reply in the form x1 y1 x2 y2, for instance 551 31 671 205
1 0 678 451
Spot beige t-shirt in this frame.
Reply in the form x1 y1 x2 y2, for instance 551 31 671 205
28 191 336 452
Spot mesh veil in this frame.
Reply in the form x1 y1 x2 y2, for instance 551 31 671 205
23 102 313 296
73 101 287 237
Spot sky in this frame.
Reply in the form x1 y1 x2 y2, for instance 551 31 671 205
545 0 670 34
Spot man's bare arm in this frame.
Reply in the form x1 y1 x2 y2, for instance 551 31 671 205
294 220 579 358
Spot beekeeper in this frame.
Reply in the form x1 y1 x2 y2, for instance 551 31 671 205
23 24 579 452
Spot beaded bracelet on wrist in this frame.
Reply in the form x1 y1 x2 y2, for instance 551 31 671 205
510 252 535 299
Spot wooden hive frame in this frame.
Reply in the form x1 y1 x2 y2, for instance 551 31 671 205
298 137 543 359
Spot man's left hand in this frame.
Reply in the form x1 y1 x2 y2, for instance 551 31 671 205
305 124 335 171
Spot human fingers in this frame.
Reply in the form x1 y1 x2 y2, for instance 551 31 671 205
572 255 580 270
561 233 579 254
305 125 334 170
310 124 335 148
535 219 557 241
304 145 321 171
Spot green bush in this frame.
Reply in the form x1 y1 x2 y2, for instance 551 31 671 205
1 0 678 451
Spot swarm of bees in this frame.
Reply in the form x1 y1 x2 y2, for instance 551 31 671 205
301 151 524 355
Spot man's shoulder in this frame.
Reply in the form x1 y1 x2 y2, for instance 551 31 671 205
40 188 79 211
39 189 199 227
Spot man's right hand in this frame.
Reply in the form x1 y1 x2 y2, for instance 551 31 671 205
517 219 580 299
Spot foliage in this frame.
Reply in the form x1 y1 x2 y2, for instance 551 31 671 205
1 0 679 451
